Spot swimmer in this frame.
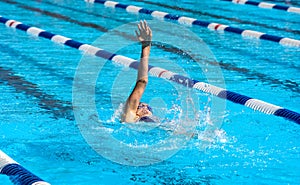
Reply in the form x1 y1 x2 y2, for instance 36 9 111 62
121 20 156 123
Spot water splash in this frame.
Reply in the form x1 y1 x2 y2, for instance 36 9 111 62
91 92 230 154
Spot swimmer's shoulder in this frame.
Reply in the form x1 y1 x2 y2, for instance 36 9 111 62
121 109 139 123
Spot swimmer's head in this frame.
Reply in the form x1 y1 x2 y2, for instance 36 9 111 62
136 102 152 114
136 102 153 121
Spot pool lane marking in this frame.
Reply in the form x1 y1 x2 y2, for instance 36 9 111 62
4 0 300 93
221 0 300 14
14 0 300 37
0 150 50 185
136 0 300 35
86 0 300 47
1 16 299 125
2 0 109 32
217 61 300 94
0 67 74 121
35 0 300 93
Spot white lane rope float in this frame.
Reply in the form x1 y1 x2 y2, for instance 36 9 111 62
0 150 50 185
0 16 299 126
85 0 300 47
221 0 300 14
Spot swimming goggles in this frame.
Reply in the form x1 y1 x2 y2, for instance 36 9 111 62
137 103 153 113
137 103 159 122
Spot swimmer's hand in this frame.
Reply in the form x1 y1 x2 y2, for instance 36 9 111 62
135 20 152 47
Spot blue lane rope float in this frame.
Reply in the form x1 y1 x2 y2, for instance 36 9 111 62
0 150 50 185
85 0 300 48
0 16 299 125
220 0 300 14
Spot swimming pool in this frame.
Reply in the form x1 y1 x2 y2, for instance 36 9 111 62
0 0 299 184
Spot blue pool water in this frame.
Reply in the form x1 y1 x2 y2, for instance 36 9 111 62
0 0 300 184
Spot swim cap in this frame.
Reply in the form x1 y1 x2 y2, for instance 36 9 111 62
138 115 160 123
138 102 153 113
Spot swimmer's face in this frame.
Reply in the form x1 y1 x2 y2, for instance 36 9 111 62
136 103 152 117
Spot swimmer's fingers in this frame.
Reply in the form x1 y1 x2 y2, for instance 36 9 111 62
142 20 152 40
135 30 139 37
136 22 143 41
143 21 151 35
138 21 143 32
136 20 152 42
147 26 152 39
142 20 147 31
135 30 141 41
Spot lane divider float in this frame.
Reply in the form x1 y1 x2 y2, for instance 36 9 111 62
221 0 300 14
0 16 299 125
0 150 50 185
85 0 300 47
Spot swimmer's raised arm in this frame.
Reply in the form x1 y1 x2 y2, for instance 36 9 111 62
121 20 152 123
135 20 152 83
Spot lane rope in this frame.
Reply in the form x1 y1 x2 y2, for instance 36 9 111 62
221 0 300 14
0 150 50 185
0 16 299 125
85 0 300 47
